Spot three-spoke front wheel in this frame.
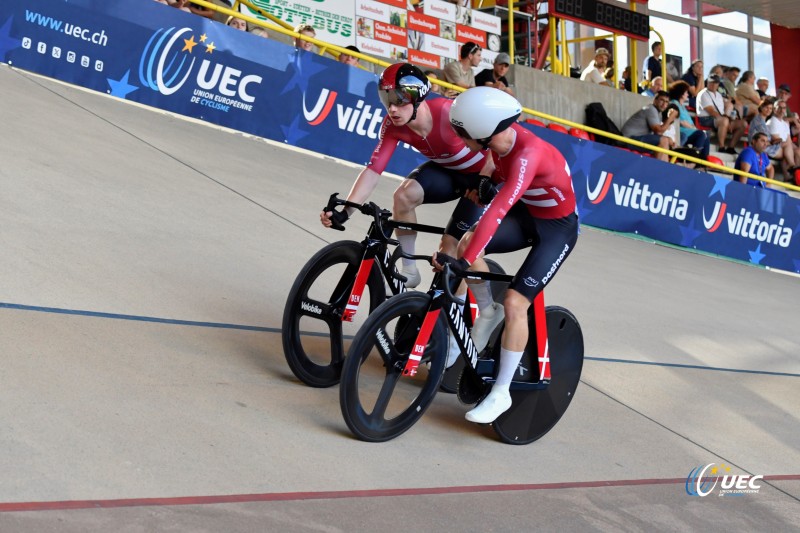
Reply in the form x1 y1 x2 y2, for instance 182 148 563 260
339 292 447 442
282 241 385 388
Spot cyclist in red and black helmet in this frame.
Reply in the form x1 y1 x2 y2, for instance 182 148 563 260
321 64 493 286
320 63 496 367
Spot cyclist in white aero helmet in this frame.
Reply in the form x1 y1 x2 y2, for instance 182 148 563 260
434 87 579 424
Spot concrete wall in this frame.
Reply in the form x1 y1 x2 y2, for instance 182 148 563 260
507 65 652 132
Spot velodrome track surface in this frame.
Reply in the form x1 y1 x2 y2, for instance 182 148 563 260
1 64 798 531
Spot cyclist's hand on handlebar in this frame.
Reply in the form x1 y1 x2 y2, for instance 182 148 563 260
465 176 497 206
320 208 349 229
431 252 470 274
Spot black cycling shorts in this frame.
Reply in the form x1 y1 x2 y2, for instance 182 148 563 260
407 161 484 240
482 203 579 300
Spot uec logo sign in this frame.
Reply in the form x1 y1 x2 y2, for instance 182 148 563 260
138 27 262 102
685 463 763 497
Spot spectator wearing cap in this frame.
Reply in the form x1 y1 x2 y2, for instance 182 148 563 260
696 74 746 154
777 84 800 135
339 45 360 67
756 77 770 98
443 42 481 98
580 48 612 87
294 23 316 52
475 53 514 96
680 59 704 107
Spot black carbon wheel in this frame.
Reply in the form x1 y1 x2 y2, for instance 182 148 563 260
491 306 583 445
282 241 385 387
339 292 447 442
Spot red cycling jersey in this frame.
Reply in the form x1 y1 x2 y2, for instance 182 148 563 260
367 98 487 175
463 123 576 263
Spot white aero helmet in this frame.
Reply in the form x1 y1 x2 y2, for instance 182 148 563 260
449 87 522 145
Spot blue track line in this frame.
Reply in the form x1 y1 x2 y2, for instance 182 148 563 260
2 301 798 376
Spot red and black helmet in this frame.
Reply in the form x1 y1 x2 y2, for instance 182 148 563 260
378 63 431 114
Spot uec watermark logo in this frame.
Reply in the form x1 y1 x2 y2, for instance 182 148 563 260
139 27 196 96
685 463 763 497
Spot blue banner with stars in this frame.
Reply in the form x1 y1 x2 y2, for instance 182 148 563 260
0 0 426 176
529 125 799 273
1 1 797 272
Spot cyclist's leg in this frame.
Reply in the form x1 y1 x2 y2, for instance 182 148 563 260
392 162 467 286
466 213 578 423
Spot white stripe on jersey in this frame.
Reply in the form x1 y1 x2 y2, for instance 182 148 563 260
431 147 471 164
442 152 485 170
521 197 558 207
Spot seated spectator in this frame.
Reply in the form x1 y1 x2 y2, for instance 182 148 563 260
475 53 514 96
250 27 269 39
164 0 191 12
696 74 746 154
735 70 763 120
294 23 316 52
621 91 677 162
681 59 705 107
580 48 613 87
756 77 770 99
226 16 247 31
188 2 215 19
734 132 774 187
338 45 360 67
620 66 632 92
642 76 663 97
748 98 775 145
443 42 481 98
718 66 745 120
777 84 800 136
668 80 710 157
424 70 443 95
767 101 800 181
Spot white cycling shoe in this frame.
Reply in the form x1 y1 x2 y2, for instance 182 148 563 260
465 388 512 424
401 266 422 289
470 302 505 352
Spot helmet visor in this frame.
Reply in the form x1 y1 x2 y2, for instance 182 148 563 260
379 89 413 109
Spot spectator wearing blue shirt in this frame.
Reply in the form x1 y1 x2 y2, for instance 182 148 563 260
734 132 774 187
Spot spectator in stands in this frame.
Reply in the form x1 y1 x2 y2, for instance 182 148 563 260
643 41 671 82
668 80 710 157
620 66 632 92
720 66 745 120
756 77 770 98
621 91 677 162
642 76 663 97
681 60 704 107
696 74 746 154
294 23 316 52
475 53 514 96
735 70 762 120
734 132 774 186
188 2 215 19
580 48 613 87
226 16 247 31
424 70 443 95
767 101 800 181
338 45 361 67
250 27 269 39
748 98 775 145
164 0 192 12
777 84 800 135
443 42 481 98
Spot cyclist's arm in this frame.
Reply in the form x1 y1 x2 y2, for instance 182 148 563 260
478 152 495 176
461 162 533 263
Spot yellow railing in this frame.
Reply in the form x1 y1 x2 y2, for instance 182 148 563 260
177 0 798 192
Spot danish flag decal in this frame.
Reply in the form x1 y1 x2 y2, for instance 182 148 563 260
303 88 338 126
702 201 727 232
587 171 613 204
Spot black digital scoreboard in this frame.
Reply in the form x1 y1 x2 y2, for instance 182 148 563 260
550 0 650 41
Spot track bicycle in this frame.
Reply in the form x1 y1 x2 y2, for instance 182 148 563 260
282 194 505 388
338 255 584 445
